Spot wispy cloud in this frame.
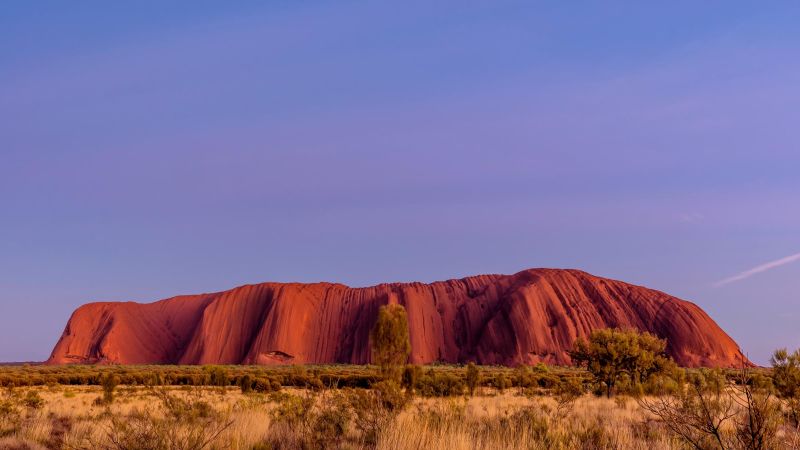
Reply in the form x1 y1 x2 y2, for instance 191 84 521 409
678 212 704 224
715 252 800 287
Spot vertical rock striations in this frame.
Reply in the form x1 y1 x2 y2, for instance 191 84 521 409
47 269 747 367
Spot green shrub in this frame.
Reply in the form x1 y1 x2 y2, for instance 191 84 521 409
418 371 465 397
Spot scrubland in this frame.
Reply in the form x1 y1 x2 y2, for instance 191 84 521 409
0 364 798 450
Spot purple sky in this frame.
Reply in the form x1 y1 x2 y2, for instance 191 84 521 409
1 2 799 364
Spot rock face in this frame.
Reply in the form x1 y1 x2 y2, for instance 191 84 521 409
48 269 747 367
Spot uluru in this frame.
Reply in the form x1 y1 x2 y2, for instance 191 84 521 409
47 268 746 368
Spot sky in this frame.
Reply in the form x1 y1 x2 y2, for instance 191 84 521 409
1 1 798 365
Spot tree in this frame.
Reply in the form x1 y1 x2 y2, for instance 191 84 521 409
771 348 800 427
466 362 481 396
370 304 411 382
102 372 120 404
569 328 674 397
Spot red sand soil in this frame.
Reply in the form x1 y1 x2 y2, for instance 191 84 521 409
47 268 747 367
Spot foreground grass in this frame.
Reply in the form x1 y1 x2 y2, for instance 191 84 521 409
0 383 797 450
0 364 796 449
0 384 671 450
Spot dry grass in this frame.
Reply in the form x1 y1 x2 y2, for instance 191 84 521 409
0 386 269 449
379 395 678 450
0 384 797 449
0 386 666 449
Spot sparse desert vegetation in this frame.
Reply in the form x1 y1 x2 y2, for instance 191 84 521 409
1 330 799 449
0 365 797 450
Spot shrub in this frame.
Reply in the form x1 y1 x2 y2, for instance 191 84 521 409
206 366 229 390
349 382 408 445
306 376 324 391
106 390 232 450
536 374 559 390
267 390 354 449
107 390 233 450
251 377 274 394
466 363 481 396
269 392 315 428
22 390 44 409
0 392 20 436
401 365 421 394
491 373 511 393
418 371 466 397
416 398 467 432
239 374 253 394
639 366 781 450
311 392 351 447
370 380 409 412
553 378 583 417
102 373 120 404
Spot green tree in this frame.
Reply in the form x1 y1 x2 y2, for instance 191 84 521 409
570 328 675 397
370 304 411 382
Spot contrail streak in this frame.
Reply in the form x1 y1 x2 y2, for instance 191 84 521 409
715 252 800 287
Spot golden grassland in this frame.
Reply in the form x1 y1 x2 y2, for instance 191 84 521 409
0 384 683 449
0 364 796 450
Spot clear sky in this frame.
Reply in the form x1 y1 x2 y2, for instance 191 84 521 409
1 1 798 365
